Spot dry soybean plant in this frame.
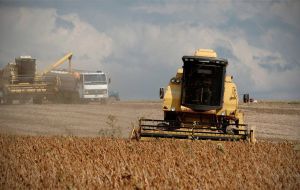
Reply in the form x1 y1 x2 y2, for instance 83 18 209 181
0 135 299 189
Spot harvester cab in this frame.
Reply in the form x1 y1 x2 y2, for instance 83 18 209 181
15 56 37 83
0 53 73 104
132 49 255 142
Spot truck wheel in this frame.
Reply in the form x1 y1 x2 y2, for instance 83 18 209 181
100 99 107 105
70 93 80 104
108 97 118 103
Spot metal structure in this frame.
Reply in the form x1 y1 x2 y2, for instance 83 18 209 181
40 52 73 76
131 49 255 142
0 56 52 104
0 53 73 104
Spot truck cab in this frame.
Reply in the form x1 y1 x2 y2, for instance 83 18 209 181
79 71 109 102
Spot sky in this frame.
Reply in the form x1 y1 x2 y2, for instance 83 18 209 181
0 0 299 100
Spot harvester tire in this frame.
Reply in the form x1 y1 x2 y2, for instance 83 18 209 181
3 97 12 105
33 97 42 104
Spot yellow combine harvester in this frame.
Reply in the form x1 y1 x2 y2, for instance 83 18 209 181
0 53 72 104
132 49 255 142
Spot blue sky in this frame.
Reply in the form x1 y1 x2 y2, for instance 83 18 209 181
0 0 299 100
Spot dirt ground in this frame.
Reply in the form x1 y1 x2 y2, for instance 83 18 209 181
0 101 299 141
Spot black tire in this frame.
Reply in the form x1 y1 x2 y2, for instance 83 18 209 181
100 99 107 105
70 93 80 104
33 97 42 104
4 97 12 105
19 99 26 104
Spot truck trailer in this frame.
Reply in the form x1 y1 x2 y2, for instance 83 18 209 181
47 70 109 103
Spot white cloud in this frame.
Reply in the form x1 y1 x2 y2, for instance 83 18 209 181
0 1 299 100
271 0 300 29
132 0 232 14
131 1 232 26
105 21 299 99
0 7 113 71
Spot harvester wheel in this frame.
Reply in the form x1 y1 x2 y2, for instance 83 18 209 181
157 123 170 131
3 97 12 105
33 97 42 104
19 99 25 104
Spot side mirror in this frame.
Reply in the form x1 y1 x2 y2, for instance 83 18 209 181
108 78 111 84
159 87 164 99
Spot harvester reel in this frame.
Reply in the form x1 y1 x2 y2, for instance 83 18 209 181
134 118 256 143
157 122 176 131
225 125 238 135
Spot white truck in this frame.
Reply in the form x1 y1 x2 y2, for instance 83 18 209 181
78 71 109 102
48 70 110 103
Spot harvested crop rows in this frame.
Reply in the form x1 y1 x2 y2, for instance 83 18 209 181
1 135 299 189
